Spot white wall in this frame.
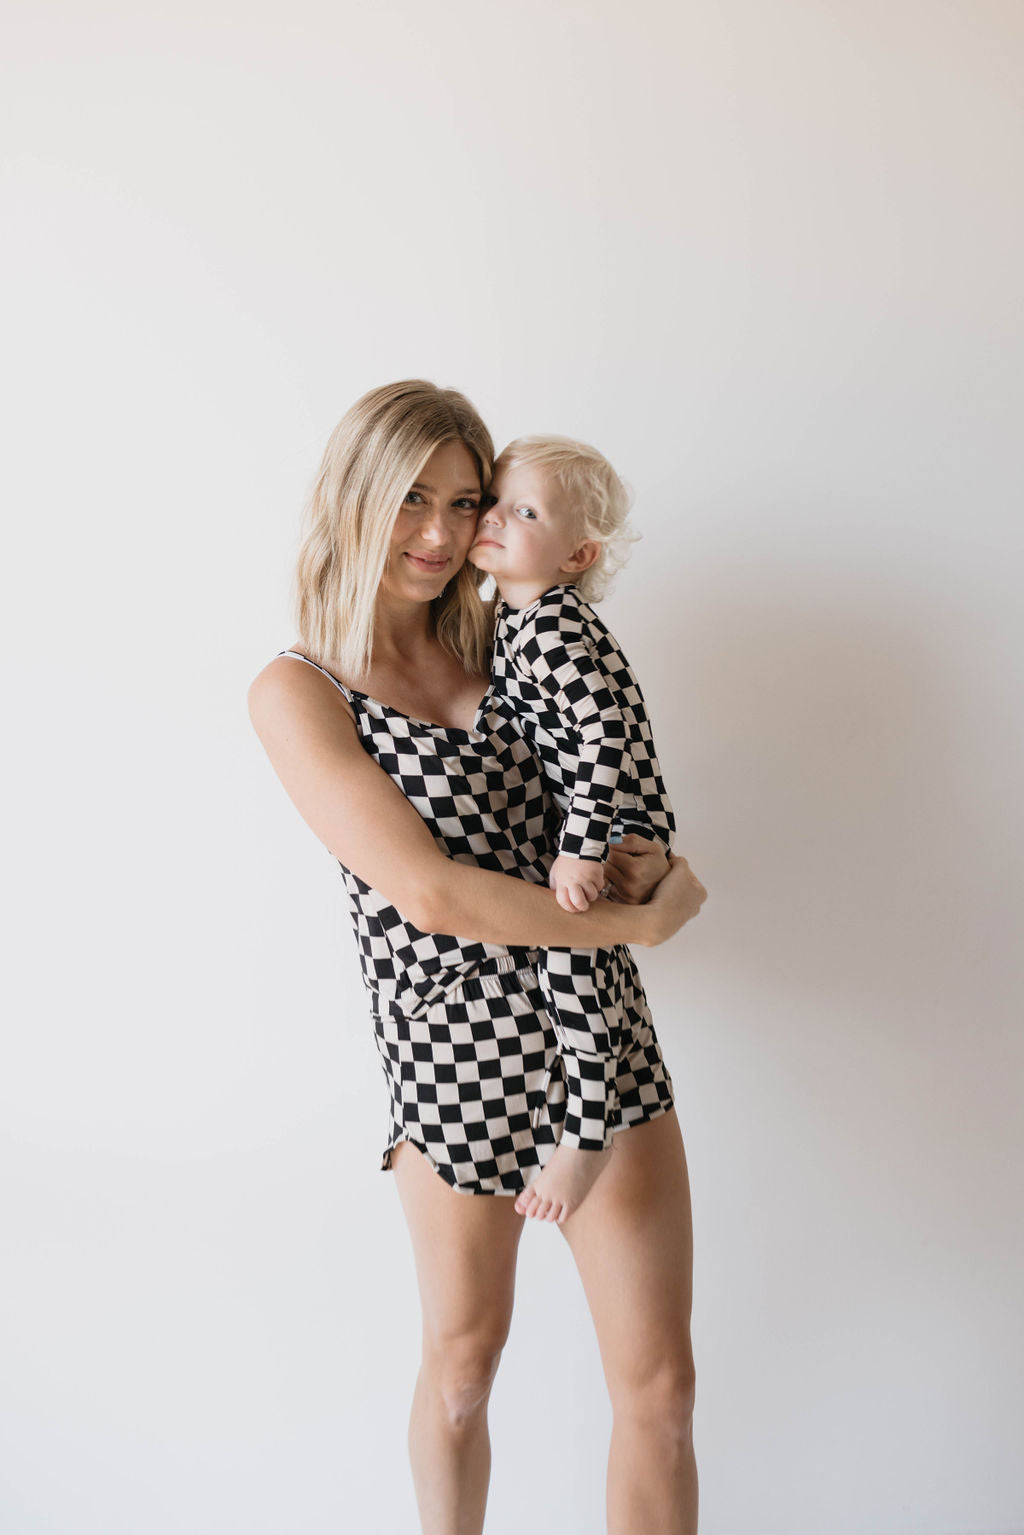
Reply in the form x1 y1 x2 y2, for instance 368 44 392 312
3 2 1022 1532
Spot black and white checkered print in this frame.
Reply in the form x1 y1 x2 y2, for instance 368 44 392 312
489 584 676 1150
372 953 673 1194
276 648 675 1190
491 582 675 861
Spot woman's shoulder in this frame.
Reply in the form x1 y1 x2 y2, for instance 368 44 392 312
248 645 355 727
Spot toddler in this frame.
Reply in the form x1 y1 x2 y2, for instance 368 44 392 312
468 437 675 1221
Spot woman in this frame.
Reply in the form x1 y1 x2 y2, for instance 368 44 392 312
248 380 707 1534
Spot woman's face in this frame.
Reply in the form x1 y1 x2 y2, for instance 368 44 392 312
382 439 483 603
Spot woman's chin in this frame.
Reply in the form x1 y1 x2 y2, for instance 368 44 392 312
384 566 455 602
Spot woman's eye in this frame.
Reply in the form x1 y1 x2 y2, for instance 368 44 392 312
453 498 481 512
403 490 425 505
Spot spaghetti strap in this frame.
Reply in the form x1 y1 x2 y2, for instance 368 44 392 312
276 648 353 701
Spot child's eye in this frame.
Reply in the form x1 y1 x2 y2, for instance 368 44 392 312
515 505 538 521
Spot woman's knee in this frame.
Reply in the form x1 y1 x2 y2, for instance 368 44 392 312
421 1325 510 1429
611 1355 697 1448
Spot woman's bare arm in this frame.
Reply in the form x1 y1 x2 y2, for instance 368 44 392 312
248 658 705 949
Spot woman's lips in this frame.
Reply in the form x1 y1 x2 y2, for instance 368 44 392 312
404 552 450 571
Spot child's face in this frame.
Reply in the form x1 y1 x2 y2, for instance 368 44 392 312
469 461 587 598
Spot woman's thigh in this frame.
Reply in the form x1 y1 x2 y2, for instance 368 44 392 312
390 1141 527 1353
560 1109 696 1394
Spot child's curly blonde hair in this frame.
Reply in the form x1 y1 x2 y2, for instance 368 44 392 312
494 435 638 603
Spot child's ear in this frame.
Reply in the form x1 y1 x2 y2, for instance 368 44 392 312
559 540 601 575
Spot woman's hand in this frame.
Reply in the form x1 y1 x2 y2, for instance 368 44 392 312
604 834 670 905
641 854 707 944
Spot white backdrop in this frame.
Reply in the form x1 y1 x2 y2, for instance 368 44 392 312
3 2 1022 1532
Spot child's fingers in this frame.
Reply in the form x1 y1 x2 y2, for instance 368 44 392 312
553 872 604 912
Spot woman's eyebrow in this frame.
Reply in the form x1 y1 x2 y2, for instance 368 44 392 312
410 481 481 495
411 481 482 494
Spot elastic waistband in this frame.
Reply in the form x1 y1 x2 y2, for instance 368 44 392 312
370 951 541 1020
456 962 540 1003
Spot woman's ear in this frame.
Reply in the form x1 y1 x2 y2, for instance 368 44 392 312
559 540 601 575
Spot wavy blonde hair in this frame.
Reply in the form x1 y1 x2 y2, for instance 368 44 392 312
495 435 638 602
293 380 494 679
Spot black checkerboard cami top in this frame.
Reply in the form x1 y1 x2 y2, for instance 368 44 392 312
276 651 558 1017
489 583 675 863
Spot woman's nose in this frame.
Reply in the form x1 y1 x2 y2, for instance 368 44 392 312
418 508 447 543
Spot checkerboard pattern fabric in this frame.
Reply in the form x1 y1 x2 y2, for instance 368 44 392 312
372 953 673 1194
491 582 675 862
276 648 675 1192
489 584 676 1150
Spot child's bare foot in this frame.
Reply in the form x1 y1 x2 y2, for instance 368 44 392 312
514 1144 613 1224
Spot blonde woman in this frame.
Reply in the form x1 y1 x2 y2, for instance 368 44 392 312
248 380 706 1535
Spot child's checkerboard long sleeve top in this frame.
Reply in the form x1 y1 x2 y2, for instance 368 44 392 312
491 583 675 864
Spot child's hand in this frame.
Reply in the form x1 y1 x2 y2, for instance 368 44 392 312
549 853 606 913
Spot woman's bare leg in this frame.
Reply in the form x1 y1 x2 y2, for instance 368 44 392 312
560 1108 698 1534
390 1142 527 1535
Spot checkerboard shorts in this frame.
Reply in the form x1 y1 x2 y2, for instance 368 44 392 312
370 954 675 1195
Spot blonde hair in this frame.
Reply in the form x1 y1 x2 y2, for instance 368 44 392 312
293 380 494 679
495 435 637 602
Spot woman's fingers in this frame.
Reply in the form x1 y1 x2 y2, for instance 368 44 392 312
606 840 670 905
609 833 653 854
606 859 641 898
